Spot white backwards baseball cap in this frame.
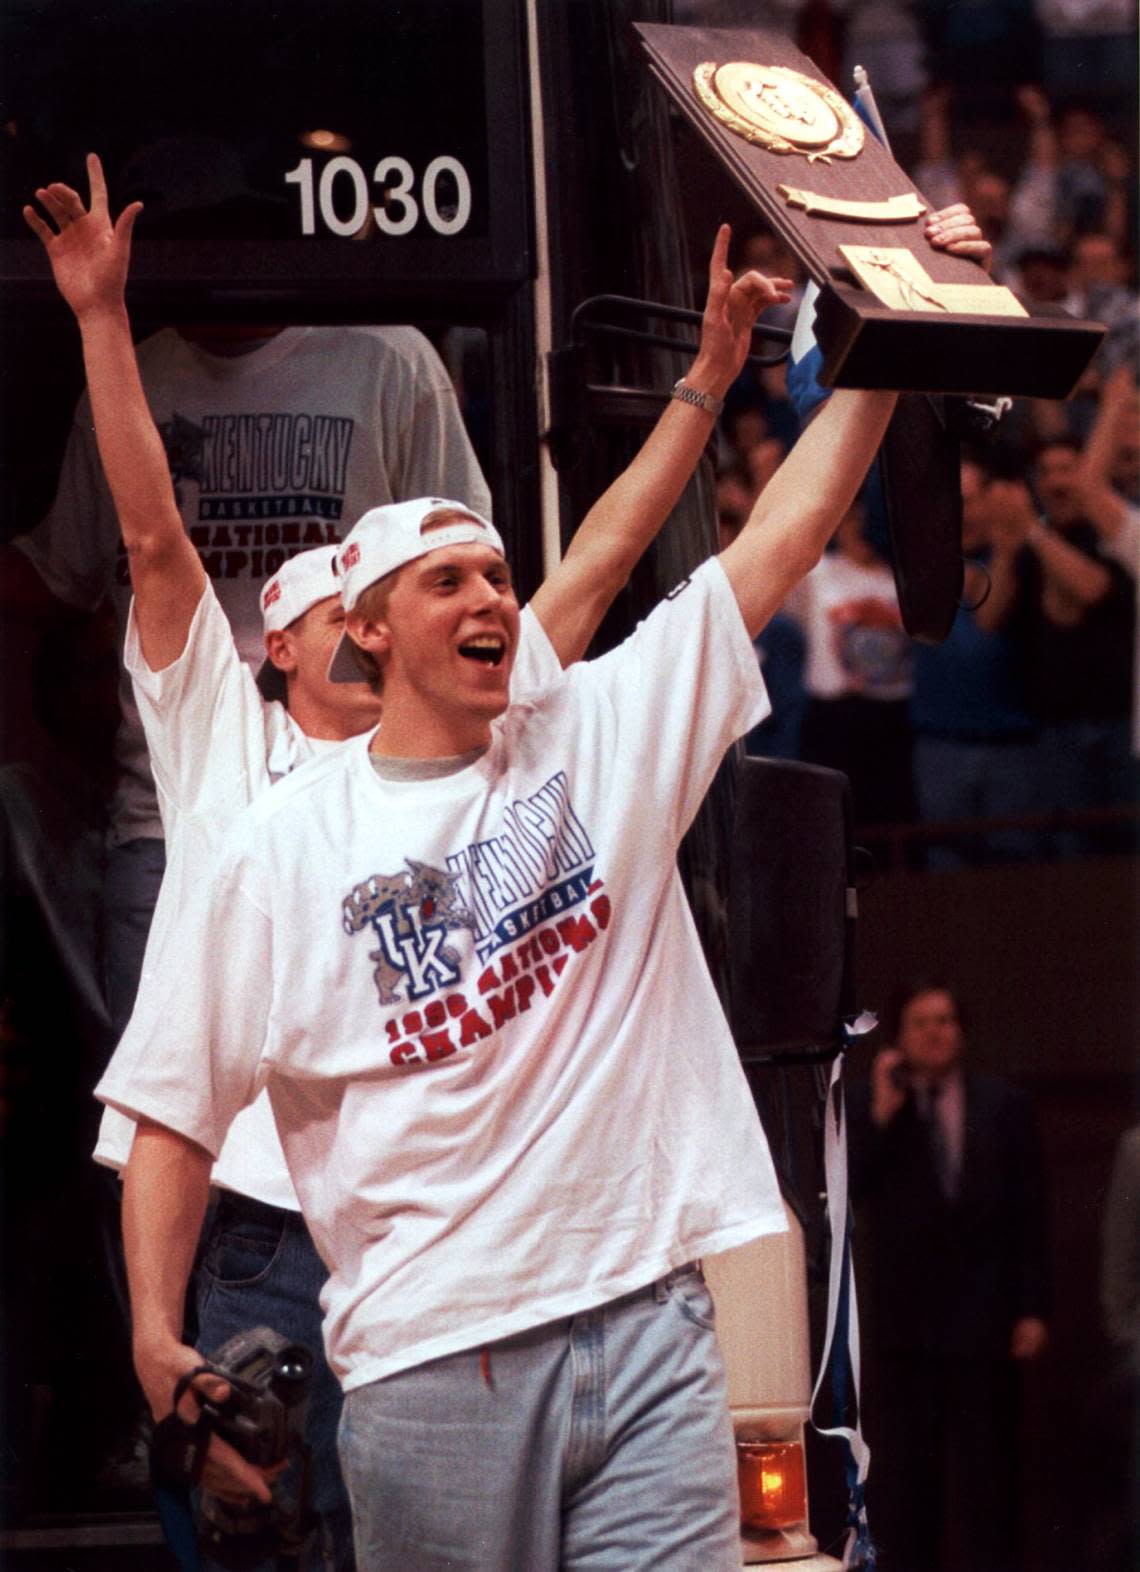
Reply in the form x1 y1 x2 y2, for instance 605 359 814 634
327 498 504 682
260 544 339 634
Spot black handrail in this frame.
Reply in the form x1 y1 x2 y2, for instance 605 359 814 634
569 292 791 367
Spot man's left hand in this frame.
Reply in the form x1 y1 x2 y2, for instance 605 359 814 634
1010 1316 1049 1360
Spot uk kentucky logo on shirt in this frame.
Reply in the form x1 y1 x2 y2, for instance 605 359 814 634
342 862 476 1006
341 772 612 1069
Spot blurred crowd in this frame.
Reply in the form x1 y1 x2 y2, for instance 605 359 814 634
706 32 1138 866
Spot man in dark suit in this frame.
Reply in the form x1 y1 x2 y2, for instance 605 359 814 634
847 981 1049 1572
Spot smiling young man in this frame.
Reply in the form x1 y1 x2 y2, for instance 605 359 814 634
107 417 883 1567
334 503 522 747
99 197 990 1566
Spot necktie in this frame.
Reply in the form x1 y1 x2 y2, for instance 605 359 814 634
919 1081 957 1199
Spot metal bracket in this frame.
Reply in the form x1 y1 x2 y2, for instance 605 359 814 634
546 293 791 469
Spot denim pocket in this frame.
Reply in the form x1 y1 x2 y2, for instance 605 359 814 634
202 1207 287 1289
667 1265 717 1331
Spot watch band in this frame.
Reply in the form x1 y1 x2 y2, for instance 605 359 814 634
670 377 724 418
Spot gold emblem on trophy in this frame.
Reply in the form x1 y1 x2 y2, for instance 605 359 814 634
693 61 864 161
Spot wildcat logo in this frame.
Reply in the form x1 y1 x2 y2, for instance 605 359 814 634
342 862 476 1005
158 412 207 489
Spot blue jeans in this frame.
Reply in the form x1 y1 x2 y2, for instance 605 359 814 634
338 1265 739 1572
197 1193 355 1572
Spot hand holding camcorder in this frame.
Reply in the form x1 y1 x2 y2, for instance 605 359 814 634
152 1325 315 1570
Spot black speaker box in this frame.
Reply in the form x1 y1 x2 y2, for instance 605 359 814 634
728 756 856 1060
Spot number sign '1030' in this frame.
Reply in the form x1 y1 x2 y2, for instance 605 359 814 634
284 156 473 238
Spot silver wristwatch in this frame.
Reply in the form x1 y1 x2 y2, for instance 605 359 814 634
670 377 724 418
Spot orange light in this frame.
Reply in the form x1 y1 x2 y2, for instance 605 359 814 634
736 1439 808 1531
301 129 352 153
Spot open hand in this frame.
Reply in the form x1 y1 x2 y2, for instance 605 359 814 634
23 152 142 320
690 223 793 398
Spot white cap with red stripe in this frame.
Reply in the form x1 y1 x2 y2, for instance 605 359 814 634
260 545 339 634
328 498 503 682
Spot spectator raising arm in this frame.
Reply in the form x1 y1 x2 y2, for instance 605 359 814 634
23 153 206 673
973 480 1029 634
1076 365 1140 571
980 476 1112 636
528 223 791 664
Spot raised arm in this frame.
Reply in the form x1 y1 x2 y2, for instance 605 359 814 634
528 224 791 665
978 468 1118 644
1007 87 1061 249
719 386 897 635
1014 85 1059 174
23 153 206 671
1076 366 1140 560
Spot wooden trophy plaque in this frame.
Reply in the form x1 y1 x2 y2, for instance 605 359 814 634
635 23 1103 398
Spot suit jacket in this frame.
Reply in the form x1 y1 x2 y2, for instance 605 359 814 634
846 1071 1049 1358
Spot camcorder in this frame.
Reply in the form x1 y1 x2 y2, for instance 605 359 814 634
153 1326 315 1570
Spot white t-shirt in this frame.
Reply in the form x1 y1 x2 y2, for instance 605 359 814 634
97 559 785 1392
93 584 561 1209
790 550 912 702
15 325 490 845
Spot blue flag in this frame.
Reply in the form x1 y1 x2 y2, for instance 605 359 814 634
785 76 889 428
